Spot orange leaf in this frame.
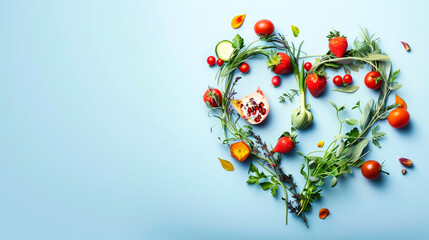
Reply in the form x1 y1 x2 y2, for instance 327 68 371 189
231 14 246 29
219 158 234 171
230 141 250 161
395 94 407 110
319 208 330 219
400 41 411 52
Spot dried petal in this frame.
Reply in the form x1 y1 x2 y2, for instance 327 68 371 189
395 94 407 110
317 140 324 148
398 157 413 167
219 158 234 171
231 14 246 29
401 169 407 175
319 208 330 219
401 41 410 52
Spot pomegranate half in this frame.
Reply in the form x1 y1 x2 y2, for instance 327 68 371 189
231 87 270 124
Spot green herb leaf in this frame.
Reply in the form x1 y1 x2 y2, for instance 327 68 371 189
271 184 278 197
260 182 274 190
247 176 260 184
389 84 402 90
329 101 338 110
309 176 320 182
334 134 347 140
348 138 369 164
344 118 358 125
249 162 258 173
336 140 345 158
366 53 390 61
343 65 351 75
330 176 338 188
333 85 359 93
352 100 361 112
372 139 381 148
232 34 244 49
360 99 374 130
348 63 359 72
291 25 299 37
345 127 359 144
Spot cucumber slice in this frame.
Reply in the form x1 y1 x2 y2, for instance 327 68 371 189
215 40 234 61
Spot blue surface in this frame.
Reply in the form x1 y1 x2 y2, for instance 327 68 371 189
1 0 429 239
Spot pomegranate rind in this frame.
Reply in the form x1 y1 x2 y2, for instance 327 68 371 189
231 87 269 125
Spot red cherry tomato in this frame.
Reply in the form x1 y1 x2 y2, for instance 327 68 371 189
207 56 216 66
364 71 382 89
304 62 312 71
216 59 224 66
203 88 222 107
254 19 275 36
361 160 388 180
271 76 281 87
239 63 250 73
343 74 353 84
333 75 343 86
388 108 410 128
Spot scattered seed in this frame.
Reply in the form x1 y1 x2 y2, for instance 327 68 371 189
401 169 407 175
398 157 413 167
319 208 330 219
317 140 324 148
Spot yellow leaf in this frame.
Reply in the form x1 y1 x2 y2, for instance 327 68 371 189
219 158 234 171
291 25 299 37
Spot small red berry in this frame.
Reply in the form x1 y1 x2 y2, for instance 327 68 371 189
271 76 281 87
343 74 353 84
216 59 224 66
207 56 216 66
333 75 343 86
304 62 312 71
239 63 250 73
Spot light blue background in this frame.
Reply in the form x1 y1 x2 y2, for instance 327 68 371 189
1 0 428 239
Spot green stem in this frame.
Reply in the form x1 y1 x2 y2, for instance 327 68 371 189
298 54 324 59
278 181 289 225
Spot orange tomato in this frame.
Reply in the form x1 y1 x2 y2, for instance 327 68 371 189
388 108 410 128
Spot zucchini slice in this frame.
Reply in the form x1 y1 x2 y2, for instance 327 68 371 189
215 40 234 61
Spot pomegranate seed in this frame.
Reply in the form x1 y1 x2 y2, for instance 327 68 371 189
247 112 251 117
255 118 260 123
252 110 256 115
247 108 252 113
261 108 266 115
240 104 243 108
259 102 264 107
